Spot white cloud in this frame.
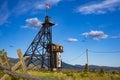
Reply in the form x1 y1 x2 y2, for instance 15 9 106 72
46 0 61 4
35 0 61 9
82 30 108 40
111 35 120 38
0 1 10 25
77 0 120 14
0 0 61 26
22 18 42 29
14 1 32 14
0 13 10 25
67 38 78 42
0 30 2 36
35 4 45 9
13 0 62 14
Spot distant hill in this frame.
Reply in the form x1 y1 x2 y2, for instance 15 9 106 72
8 57 120 71
62 62 120 71
9 57 19 64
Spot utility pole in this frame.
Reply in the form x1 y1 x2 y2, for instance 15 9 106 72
86 49 88 65
84 49 89 72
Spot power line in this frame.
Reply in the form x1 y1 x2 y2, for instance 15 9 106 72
88 49 120 53
68 52 85 63
62 49 120 66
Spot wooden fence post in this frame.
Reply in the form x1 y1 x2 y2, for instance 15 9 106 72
0 57 3 65
17 49 27 74
2 52 10 69
0 49 27 80
0 51 10 69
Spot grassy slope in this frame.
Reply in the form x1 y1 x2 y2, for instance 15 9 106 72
0 69 120 80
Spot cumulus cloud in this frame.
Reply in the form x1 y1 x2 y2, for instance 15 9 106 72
67 38 78 42
82 30 108 40
0 0 62 26
22 18 42 29
77 0 120 14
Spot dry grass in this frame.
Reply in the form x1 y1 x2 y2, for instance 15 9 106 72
0 69 120 80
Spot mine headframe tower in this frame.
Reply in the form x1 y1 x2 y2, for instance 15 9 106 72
23 16 63 71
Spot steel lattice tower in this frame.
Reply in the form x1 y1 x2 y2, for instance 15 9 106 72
24 16 54 69
24 16 63 70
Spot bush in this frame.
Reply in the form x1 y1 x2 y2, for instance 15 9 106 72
0 70 4 77
99 68 105 74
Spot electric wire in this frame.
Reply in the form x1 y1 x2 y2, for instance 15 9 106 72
63 49 120 64
88 49 120 53
67 52 85 63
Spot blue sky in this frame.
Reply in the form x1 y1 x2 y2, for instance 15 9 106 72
0 0 120 67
